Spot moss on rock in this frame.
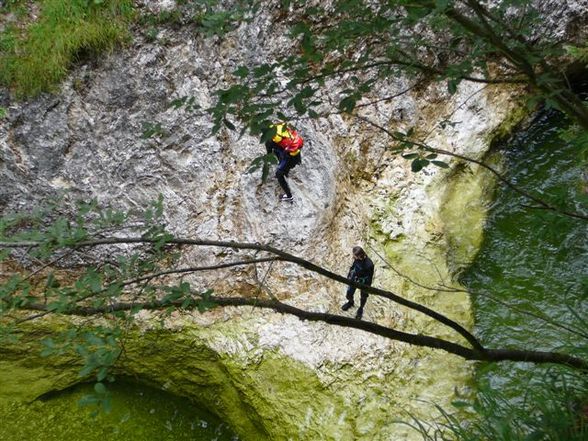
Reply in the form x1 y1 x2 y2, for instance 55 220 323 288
438 158 499 277
0 316 357 441
0 380 235 441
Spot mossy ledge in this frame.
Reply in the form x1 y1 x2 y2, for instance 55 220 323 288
0 317 354 441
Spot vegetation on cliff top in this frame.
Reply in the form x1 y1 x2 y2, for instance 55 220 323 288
0 0 133 97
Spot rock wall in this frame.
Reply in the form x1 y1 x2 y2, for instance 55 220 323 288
0 1 559 440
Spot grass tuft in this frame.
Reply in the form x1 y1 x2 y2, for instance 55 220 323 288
0 0 134 97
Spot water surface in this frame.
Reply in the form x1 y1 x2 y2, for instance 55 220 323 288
461 110 588 395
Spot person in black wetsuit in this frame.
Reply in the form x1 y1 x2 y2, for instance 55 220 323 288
341 246 374 320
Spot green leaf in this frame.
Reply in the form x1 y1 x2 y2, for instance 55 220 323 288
196 297 216 313
253 64 272 78
233 66 249 78
85 270 102 293
411 158 429 172
94 382 107 395
79 364 95 378
402 153 419 159
162 289 184 304
217 84 249 104
451 400 470 408
447 79 458 95
411 159 424 173
261 161 270 183
247 153 278 183
223 118 236 130
299 86 314 98
169 97 187 109
288 95 306 115
260 126 278 143
432 160 450 168
96 367 109 382
425 153 438 159
181 297 193 309
339 95 356 113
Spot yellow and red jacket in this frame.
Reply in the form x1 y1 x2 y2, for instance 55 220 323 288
271 123 303 156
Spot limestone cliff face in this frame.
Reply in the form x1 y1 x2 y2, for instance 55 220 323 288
0 1 584 440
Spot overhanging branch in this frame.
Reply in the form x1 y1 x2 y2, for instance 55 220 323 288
23 295 588 370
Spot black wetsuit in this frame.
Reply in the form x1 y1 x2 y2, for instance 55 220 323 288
265 140 301 198
346 256 374 309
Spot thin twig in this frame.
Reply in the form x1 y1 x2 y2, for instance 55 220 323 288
22 248 76 282
366 243 464 293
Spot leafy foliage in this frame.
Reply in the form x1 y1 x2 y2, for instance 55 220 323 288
0 198 160 383
168 95 201 113
202 0 588 137
0 197 227 410
136 0 258 42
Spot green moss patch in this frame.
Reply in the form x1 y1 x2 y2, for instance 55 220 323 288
0 380 235 441
438 159 499 277
1 317 356 441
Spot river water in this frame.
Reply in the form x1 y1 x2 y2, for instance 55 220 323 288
461 110 588 399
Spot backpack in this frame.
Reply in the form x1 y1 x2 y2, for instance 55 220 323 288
272 123 304 156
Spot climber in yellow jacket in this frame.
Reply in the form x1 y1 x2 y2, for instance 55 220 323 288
264 123 303 202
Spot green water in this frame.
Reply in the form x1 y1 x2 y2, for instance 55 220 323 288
0 380 237 441
461 110 588 395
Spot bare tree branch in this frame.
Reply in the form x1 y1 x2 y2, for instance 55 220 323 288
114 257 280 288
1 237 483 350
22 295 588 370
3 236 586 369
